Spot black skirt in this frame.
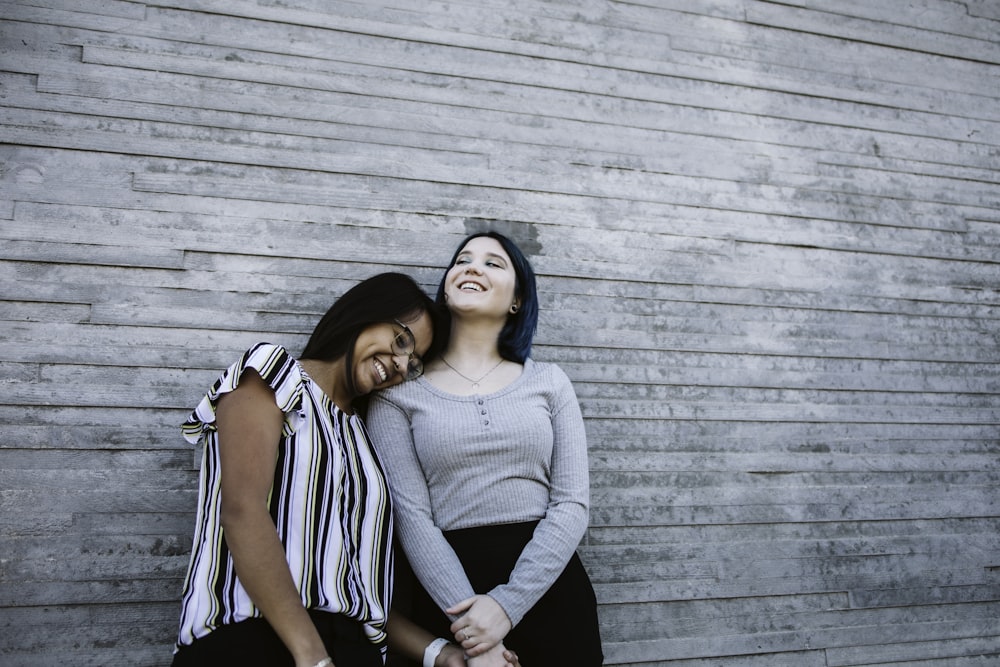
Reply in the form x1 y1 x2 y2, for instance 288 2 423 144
171 610 383 667
405 521 604 666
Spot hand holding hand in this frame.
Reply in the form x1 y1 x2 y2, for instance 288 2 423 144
448 594 512 657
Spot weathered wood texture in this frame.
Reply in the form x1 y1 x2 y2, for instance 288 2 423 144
1 0 998 664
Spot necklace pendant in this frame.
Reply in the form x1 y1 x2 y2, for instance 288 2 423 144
441 356 505 389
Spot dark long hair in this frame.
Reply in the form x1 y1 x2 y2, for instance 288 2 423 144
301 272 446 381
434 232 539 363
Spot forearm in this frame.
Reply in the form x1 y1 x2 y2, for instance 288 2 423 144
397 516 477 616
385 612 434 660
224 507 329 667
487 372 591 625
487 499 588 626
368 398 477 615
386 613 464 667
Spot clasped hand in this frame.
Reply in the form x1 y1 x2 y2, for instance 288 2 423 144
447 594 512 657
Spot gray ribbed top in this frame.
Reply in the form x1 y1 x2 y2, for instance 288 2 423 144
366 358 590 627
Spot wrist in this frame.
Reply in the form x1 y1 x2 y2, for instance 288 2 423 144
423 637 450 667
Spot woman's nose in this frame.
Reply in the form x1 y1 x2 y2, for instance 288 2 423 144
392 354 408 371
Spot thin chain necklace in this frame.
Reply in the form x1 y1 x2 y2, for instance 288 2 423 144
441 356 505 390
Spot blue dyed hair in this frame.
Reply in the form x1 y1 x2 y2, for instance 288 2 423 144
435 231 539 363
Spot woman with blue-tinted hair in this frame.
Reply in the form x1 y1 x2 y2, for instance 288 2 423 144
368 232 604 666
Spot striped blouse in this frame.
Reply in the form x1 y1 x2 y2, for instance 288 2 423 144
174 343 393 657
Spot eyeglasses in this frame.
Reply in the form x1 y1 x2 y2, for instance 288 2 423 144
392 320 424 381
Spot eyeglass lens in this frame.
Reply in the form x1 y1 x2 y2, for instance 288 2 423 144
392 325 423 380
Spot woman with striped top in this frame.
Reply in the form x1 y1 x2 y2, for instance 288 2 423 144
171 273 490 667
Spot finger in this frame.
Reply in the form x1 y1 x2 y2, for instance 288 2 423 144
446 596 476 617
464 638 492 657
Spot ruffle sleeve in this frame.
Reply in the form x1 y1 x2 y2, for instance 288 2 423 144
181 343 307 444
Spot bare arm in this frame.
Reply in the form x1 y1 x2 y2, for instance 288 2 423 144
386 613 463 667
217 371 331 667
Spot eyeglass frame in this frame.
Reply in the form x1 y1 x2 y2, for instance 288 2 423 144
392 319 424 381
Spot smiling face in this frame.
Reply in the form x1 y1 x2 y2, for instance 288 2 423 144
444 236 520 318
350 311 434 397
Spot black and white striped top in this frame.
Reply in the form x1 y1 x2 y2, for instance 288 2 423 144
174 343 393 656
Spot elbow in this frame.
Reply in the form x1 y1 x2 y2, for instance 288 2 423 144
219 494 263 533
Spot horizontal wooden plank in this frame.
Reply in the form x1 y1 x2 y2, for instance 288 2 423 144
579 399 1000 423
589 565 995 607
1 469 197 492
826 634 1000 665
745 1 1000 65
668 30 1000 105
0 578 182 606
585 517 1000 548
605 649 826 667
0 488 196 513
968 0 1000 20
589 498 996 527
849 583 1000 609
4 557 189 586
597 596 1000 643
1 647 176 667
0 448 189 470
759 0 1000 44
0 509 195 537
3 605 178 657
4 0 147 20
602 611 1000 662
588 451 1000 474
0 3 143 32
0 239 185 269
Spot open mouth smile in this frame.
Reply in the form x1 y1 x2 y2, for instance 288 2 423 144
459 282 485 291
373 358 388 383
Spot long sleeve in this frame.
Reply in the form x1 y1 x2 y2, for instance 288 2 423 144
483 368 589 625
366 393 479 617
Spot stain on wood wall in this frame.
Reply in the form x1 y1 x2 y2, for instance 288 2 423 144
1 1 998 665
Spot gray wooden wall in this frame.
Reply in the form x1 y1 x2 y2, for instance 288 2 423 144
2 1 998 665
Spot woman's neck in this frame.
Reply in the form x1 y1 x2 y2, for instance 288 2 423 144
427 318 522 395
299 358 353 413
444 319 504 367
